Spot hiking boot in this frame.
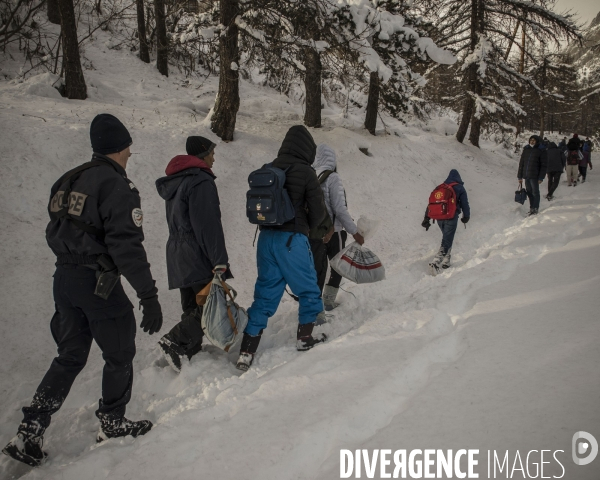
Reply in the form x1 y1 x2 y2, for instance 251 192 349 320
323 285 339 311
97 415 153 442
582 178 586 183
236 333 262 371
429 262 441 276
2 423 47 467
441 249 452 269
158 336 185 373
315 311 327 326
296 323 327 351
236 352 254 372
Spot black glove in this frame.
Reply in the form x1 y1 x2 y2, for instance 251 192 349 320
461 216 470 224
140 296 163 335
421 217 431 231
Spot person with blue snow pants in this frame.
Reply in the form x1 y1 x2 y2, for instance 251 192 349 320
422 169 470 274
236 126 328 371
517 135 548 215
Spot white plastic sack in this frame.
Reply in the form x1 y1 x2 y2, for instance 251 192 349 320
330 242 386 284
356 216 381 242
201 274 248 352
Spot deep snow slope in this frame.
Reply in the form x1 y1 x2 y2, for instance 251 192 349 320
1 31 599 480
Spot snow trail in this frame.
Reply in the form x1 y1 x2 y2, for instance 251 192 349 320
1 29 599 480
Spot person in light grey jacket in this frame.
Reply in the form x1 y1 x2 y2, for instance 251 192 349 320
312 144 364 313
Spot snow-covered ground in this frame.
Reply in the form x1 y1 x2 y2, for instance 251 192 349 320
1 32 599 480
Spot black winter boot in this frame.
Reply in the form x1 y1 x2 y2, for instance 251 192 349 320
158 335 186 373
2 422 47 467
296 323 327 351
97 413 153 442
236 333 262 372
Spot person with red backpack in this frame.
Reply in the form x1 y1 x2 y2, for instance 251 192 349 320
421 169 470 275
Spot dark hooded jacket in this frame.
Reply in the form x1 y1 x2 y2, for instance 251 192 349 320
264 125 327 236
518 135 548 180
546 142 565 173
567 136 581 151
444 169 470 218
156 155 231 290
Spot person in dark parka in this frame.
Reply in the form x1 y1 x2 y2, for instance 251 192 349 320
3 114 162 467
517 135 548 215
545 141 565 200
236 125 328 371
156 136 231 373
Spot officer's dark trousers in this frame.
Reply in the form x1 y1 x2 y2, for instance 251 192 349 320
547 172 562 197
163 283 207 358
310 231 348 292
22 266 136 430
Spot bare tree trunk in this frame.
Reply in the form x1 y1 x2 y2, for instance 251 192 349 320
456 95 473 143
154 0 168 76
136 0 150 63
303 47 322 128
468 0 485 147
504 20 520 61
210 0 239 141
515 20 526 137
364 71 379 135
58 0 87 99
48 0 61 24
457 0 480 144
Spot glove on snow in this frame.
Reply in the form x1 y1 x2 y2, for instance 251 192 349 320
461 217 470 224
140 296 163 335
421 217 431 231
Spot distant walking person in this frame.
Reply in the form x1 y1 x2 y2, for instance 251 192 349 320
156 136 231 373
518 135 548 215
579 141 593 183
3 114 163 467
566 134 583 186
422 169 470 275
545 141 565 201
311 144 364 319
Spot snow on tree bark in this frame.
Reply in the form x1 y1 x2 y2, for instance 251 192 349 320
211 0 240 141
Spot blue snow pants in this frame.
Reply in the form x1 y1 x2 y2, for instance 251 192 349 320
437 215 459 255
245 230 323 336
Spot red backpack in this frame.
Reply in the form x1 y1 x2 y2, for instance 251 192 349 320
567 150 580 166
427 182 459 220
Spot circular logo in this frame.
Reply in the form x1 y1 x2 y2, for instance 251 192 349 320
132 208 144 227
435 192 443 200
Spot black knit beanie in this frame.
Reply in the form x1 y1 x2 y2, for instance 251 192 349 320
90 114 132 155
186 136 216 158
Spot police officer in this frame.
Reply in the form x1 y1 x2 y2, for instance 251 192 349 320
2 114 163 467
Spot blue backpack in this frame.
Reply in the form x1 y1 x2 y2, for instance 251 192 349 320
246 163 295 225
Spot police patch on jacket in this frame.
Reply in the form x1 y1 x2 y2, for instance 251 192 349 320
132 208 143 227
49 191 88 216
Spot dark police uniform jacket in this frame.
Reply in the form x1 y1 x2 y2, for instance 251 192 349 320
46 154 157 301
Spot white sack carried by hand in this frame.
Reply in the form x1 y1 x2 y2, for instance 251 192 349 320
330 242 385 284
201 275 248 352
356 216 381 241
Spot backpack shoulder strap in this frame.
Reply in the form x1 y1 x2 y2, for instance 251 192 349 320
317 170 334 185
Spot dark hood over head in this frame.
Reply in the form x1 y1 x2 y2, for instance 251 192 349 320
529 135 542 147
277 125 317 164
445 169 464 185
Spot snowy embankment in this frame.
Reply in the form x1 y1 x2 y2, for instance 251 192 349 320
1 33 599 480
